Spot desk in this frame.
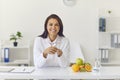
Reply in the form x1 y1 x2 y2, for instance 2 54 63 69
0 66 120 79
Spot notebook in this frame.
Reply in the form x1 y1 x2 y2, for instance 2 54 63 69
10 67 35 73
0 68 14 72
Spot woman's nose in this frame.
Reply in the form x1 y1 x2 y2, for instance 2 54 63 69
51 25 56 29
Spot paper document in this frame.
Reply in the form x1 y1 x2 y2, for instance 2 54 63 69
11 67 35 73
0 68 14 72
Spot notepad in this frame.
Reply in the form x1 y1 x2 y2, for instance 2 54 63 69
0 68 14 72
11 67 35 73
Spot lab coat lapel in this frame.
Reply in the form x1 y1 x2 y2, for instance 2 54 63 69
46 35 61 47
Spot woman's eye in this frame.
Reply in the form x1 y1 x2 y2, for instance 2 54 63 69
55 24 59 26
48 23 59 26
49 23 53 26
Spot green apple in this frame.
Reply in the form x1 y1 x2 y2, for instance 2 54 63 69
76 58 83 65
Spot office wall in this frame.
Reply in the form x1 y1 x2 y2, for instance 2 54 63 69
1 0 120 65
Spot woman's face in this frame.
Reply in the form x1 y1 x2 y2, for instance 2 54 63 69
47 18 60 36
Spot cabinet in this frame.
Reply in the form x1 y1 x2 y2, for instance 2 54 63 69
0 40 30 66
99 16 120 66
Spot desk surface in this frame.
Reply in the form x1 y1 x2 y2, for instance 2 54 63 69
0 66 120 79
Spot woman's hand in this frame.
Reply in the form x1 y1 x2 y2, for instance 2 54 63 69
43 46 57 58
43 47 63 58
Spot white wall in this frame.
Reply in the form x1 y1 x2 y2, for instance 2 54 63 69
1 0 120 65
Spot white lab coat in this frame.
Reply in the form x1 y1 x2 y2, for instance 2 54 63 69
33 35 70 68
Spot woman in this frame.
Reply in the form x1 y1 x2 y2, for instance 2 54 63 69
33 14 70 68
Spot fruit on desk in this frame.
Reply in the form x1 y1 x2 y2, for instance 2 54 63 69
71 58 92 72
71 64 80 72
80 67 86 72
79 65 84 68
76 58 83 65
84 63 92 72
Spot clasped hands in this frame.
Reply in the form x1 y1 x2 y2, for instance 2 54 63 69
43 46 62 58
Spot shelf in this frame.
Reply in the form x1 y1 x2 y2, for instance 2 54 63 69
101 61 120 66
99 31 120 34
99 14 120 66
3 45 29 48
99 46 111 49
13 59 29 64
0 40 30 66
0 59 29 65
99 47 120 49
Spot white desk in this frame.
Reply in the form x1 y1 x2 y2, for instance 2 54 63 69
0 66 120 79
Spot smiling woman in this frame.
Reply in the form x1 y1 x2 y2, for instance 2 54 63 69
33 14 70 68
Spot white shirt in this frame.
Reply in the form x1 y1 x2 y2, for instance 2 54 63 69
33 35 70 68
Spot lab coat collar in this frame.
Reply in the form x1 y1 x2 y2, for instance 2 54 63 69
46 35 61 46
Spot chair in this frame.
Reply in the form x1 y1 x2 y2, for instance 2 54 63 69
69 41 85 66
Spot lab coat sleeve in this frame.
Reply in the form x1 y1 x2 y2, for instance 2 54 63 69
57 38 70 67
33 37 47 68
